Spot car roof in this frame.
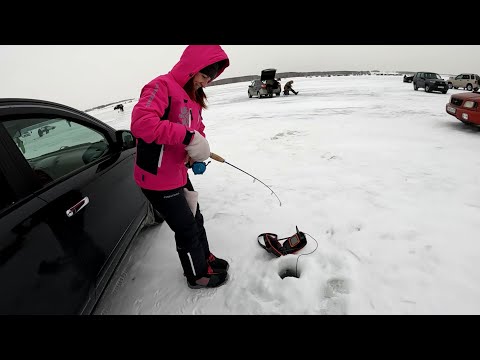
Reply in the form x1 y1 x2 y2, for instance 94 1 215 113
0 98 117 134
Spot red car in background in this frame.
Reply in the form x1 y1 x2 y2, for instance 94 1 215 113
446 91 480 126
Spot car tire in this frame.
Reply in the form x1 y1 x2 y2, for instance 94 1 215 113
413 83 418 91
425 85 431 92
248 93 252 98
467 84 473 91
257 92 261 98
448 83 453 89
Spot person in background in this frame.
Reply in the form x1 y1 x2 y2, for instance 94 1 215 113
283 80 298 95
130 45 230 289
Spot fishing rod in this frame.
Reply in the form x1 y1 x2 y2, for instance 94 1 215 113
187 152 282 206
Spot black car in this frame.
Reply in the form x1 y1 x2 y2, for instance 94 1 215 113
0 98 162 314
412 72 448 94
403 74 414 83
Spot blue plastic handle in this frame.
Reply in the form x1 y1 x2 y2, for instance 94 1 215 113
192 162 207 175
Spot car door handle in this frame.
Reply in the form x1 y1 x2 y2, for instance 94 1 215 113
66 196 90 217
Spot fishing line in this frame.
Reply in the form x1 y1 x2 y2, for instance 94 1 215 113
294 232 319 277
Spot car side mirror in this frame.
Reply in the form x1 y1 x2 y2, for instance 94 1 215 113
115 130 136 150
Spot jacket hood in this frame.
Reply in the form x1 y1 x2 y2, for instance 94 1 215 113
170 45 230 87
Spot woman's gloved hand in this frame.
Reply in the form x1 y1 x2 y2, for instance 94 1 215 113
185 130 210 162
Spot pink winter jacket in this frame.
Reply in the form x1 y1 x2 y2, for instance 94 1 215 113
130 45 229 191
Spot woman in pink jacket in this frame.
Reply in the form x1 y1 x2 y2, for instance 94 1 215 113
131 45 230 289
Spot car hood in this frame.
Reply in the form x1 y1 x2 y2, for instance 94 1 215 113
451 91 480 100
261 68 277 81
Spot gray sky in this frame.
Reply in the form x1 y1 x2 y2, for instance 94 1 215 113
1 45 480 110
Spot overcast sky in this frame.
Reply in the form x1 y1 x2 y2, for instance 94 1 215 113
1 45 480 111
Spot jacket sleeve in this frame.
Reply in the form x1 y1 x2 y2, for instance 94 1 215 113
131 80 191 145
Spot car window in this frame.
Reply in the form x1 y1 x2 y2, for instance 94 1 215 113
463 75 470 80
3 117 110 187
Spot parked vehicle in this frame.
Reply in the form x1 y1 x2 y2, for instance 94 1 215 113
447 73 480 91
412 72 448 94
403 74 414 83
0 98 162 315
445 91 480 126
248 68 282 98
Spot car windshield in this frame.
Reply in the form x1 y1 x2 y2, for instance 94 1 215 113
425 73 442 80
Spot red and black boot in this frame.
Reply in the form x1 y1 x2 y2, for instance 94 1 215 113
207 253 229 273
187 265 229 289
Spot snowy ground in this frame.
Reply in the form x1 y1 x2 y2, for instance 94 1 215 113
91 75 480 315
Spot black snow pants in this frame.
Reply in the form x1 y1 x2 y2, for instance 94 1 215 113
141 177 210 280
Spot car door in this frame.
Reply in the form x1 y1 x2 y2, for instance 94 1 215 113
419 73 428 88
414 72 424 89
453 74 463 88
0 102 147 314
462 74 470 88
0 116 92 315
248 80 255 96
252 80 260 96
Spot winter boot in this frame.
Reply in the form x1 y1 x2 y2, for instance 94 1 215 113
207 253 229 272
187 265 229 289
